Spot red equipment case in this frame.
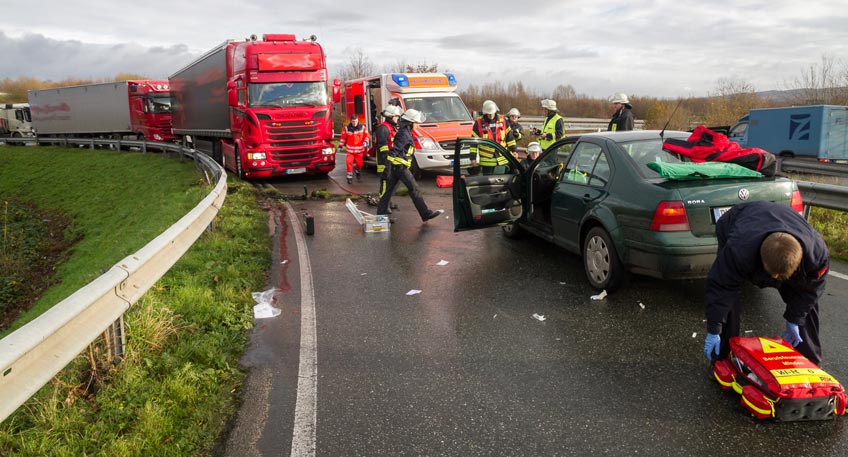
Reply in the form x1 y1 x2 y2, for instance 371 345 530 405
713 336 847 421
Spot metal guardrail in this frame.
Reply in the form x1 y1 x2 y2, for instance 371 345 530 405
0 137 227 423
796 181 848 212
780 158 848 178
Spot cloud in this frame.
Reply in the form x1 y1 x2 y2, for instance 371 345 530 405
0 32 199 81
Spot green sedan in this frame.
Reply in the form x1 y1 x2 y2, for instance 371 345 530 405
451 130 803 290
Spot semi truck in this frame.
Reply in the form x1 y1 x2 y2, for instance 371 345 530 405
341 73 474 176
27 81 174 142
727 105 848 162
169 34 340 179
0 103 34 143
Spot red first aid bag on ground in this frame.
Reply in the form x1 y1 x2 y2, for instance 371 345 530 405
436 175 454 188
713 336 848 421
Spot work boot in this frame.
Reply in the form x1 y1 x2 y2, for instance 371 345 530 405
355 168 361 180
346 173 353 184
422 209 444 222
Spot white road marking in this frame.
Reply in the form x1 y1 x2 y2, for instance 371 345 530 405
829 270 848 281
286 202 318 457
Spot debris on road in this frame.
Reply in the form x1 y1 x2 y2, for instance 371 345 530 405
591 290 608 301
406 289 422 296
638 301 645 310
532 313 546 322
436 260 449 266
252 289 282 319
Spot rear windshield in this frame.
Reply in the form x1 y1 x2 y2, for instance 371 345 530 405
620 137 689 178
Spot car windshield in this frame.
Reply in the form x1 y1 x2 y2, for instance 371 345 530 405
249 82 328 108
147 94 171 114
618 137 689 178
402 96 472 122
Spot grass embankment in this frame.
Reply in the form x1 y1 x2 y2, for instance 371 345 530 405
0 146 268 455
786 172 848 261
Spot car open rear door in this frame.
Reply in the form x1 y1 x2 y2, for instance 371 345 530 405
451 138 524 231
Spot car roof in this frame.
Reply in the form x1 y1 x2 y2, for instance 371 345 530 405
576 130 690 142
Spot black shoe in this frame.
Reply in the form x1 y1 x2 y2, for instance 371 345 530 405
423 209 444 222
355 169 361 180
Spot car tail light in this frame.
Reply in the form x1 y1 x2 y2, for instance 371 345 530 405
650 201 690 232
790 190 804 215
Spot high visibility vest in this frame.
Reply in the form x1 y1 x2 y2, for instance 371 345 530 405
539 114 563 150
339 123 370 154
471 115 513 167
375 121 397 173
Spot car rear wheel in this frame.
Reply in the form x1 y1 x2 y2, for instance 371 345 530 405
583 226 625 291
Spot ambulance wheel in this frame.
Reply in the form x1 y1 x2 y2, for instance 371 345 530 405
583 226 625 291
235 146 245 179
411 157 423 179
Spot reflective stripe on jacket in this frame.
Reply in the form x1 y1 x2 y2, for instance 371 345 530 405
375 120 397 172
339 123 370 154
387 125 414 168
471 114 515 166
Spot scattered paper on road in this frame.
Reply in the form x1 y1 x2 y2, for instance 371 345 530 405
559 282 567 285
692 332 697 338
532 313 546 321
591 290 608 301
252 289 281 319
406 289 422 296
436 260 449 266
638 301 645 310
281 259 288 264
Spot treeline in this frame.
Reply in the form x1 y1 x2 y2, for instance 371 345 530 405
0 73 149 103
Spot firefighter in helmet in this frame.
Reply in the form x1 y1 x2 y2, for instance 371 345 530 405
506 108 524 141
608 92 634 132
376 109 444 223
374 104 402 212
533 99 564 151
470 100 516 175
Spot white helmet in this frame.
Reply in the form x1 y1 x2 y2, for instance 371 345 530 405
541 99 558 112
401 108 426 124
482 100 499 115
527 142 542 154
507 108 521 117
609 92 630 104
382 105 402 117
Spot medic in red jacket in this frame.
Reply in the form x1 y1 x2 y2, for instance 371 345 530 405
339 116 370 184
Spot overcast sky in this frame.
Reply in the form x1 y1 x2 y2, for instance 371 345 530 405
3 0 847 99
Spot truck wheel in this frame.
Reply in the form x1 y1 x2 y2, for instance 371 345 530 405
411 157 423 180
235 146 246 179
10 132 22 146
583 226 626 291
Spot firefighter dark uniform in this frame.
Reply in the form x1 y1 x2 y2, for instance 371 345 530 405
608 92 635 132
705 201 829 365
374 114 398 202
376 110 443 222
471 114 516 175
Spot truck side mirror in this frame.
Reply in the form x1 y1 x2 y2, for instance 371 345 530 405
227 81 238 107
332 78 341 104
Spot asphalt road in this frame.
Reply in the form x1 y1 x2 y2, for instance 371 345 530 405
222 158 848 457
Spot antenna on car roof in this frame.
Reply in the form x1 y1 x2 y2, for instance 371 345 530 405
660 98 683 141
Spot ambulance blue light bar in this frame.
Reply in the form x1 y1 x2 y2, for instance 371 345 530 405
445 73 456 86
391 74 409 87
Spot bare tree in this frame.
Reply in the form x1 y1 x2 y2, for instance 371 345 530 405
785 55 848 105
702 76 763 126
335 48 375 81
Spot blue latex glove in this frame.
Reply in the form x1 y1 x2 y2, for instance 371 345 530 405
704 333 721 361
781 321 803 347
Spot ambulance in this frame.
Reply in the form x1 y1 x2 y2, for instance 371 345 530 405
341 73 475 176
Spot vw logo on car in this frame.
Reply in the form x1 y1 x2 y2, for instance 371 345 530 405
738 188 750 200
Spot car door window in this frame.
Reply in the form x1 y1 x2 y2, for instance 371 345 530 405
588 152 610 187
562 143 601 185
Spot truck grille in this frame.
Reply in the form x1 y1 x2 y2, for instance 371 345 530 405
261 119 322 163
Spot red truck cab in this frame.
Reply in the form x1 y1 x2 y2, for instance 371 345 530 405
128 80 175 142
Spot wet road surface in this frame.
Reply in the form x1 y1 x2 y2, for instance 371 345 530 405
223 158 848 456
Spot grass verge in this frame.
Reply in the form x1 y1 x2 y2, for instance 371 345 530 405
0 146 267 455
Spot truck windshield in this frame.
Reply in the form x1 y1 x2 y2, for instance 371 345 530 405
147 95 172 114
249 82 328 108
402 96 472 122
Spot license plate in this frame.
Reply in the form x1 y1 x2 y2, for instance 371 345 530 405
712 206 732 223
287 168 307 175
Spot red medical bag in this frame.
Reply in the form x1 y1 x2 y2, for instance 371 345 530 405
713 336 848 421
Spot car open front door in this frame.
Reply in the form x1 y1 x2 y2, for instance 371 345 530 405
451 138 524 231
